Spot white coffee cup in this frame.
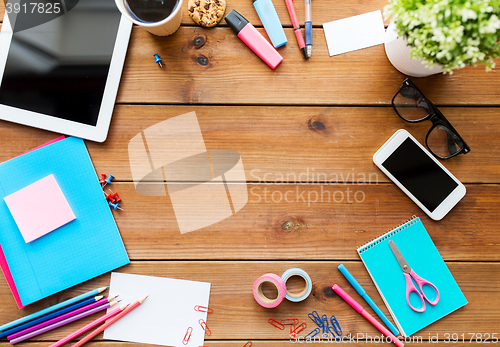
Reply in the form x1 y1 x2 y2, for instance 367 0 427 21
114 0 183 36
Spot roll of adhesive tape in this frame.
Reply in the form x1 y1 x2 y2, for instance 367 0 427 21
253 273 287 308
281 268 312 302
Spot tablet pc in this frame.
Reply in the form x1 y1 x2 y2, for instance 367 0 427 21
0 0 132 142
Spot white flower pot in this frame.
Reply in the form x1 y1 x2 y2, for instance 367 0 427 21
385 22 443 77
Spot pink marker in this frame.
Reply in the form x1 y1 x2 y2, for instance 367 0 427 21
225 10 283 69
332 284 404 347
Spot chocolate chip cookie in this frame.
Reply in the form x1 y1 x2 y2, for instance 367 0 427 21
188 0 226 27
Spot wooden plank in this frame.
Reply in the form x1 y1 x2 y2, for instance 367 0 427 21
96 183 500 261
0 106 498 184
116 27 500 106
0 0 389 26
0 261 497 340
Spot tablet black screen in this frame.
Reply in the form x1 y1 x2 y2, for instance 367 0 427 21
0 0 121 126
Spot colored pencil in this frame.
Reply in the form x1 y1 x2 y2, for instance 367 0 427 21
8 296 117 340
0 296 105 339
49 304 128 347
0 287 108 332
9 301 117 344
71 296 148 347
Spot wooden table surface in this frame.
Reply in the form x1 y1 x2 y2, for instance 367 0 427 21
1 1 500 347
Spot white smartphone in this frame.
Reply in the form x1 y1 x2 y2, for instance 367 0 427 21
373 129 466 220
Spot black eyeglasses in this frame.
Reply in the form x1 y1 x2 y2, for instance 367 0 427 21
392 78 471 160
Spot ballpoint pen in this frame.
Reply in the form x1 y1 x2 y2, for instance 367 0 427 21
284 0 308 59
305 0 312 57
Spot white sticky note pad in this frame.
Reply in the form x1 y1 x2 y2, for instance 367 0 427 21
4 174 75 243
323 10 386 56
104 273 211 347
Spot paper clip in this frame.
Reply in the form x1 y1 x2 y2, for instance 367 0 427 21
308 311 323 327
243 342 252 347
321 314 329 335
330 315 342 336
194 305 213 313
293 322 307 334
290 324 295 334
183 327 193 345
268 318 284 330
281 318 299 325
199 319 211 336
305 327 320 340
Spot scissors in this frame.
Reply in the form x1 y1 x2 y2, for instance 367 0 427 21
389 240 440 312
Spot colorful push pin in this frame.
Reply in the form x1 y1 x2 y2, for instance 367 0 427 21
103 174 114 188
153 53 163 68
109 201 124 211
108 189 121 203
99 174 106 186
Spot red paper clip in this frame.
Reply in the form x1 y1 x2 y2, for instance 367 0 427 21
194 305 213 313
281 318 299 325
183 327 193 345
293 322 307 334
268 318 284 330
243 342 252 347
199 319 212 336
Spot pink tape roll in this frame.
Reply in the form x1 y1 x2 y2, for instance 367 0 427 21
253 273 287 308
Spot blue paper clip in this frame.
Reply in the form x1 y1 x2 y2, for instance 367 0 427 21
305 327 320 340
330 315 342 336
321 314 329 336
308 311 323 327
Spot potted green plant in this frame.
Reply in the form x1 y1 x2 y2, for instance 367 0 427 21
384 0 500 77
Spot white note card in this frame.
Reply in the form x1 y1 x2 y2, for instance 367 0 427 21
323 10 386 56
104 273 211 347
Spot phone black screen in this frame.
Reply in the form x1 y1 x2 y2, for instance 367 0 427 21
382 137 458 212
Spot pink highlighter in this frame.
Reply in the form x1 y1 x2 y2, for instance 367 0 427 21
225 10 283 69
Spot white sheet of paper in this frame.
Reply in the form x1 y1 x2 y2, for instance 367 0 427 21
323 10 386 56
104 273 211 347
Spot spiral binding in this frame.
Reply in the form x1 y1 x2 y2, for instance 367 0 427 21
357 216 419 254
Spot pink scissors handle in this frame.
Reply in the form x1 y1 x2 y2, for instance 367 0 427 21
410 269 440 306
404 272 426 312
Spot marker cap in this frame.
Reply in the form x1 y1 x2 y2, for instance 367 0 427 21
225 10 249 34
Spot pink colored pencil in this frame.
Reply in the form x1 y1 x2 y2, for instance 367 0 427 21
7 297 115 340
71 296 148 347
49 304 128 347
10 301 118 344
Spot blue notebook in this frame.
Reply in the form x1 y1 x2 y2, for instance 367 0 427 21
0 137 129 307
357 217 467 337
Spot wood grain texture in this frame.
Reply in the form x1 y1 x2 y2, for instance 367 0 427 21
0 106 497 184
80 183 500 261
0 261 497 341
116 27 500 106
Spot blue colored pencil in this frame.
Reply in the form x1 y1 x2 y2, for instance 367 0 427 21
0 287 108 332
0 296 104 339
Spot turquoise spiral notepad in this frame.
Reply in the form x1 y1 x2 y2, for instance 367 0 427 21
0 137 129 307
357 217 467 337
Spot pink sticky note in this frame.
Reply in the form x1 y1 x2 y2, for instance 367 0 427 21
4 174 76 243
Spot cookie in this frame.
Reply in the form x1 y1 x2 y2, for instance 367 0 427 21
188 0 226 27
